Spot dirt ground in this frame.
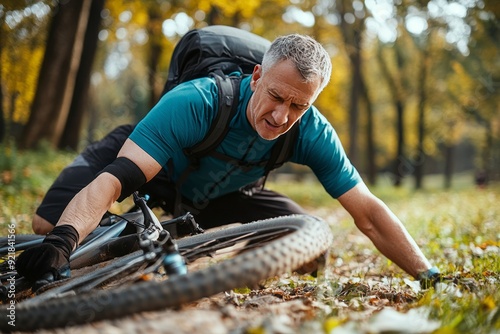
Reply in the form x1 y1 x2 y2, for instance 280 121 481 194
34 287 324 334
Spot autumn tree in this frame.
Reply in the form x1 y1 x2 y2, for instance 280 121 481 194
9 0 495 189
57 0 105 150
336 0 365 171
1 1 50 143
21 0 103 150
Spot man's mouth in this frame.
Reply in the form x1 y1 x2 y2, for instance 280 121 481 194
265 119 282 129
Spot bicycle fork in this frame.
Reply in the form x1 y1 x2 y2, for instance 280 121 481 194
133 193 187 276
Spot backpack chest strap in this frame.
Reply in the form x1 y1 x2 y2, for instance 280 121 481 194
207 150 268 173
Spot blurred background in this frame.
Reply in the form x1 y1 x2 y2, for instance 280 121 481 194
1 0 499 191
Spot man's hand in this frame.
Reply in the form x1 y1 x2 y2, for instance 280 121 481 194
417 266 441 289
16 225 79 284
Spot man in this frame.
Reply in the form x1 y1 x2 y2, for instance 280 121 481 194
17 33 440 286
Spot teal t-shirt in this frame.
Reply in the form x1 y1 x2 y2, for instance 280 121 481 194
129 75 361 203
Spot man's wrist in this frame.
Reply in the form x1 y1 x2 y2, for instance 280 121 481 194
43 225 80 258
417 266 441 288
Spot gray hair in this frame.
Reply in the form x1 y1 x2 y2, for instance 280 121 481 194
262 34 332 92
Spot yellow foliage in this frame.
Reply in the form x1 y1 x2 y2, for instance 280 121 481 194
315 52 350 143
197 0 262 18
1 15 47 125
105 1 150 26
104 0 152 44
323 317 342 332
433 314 464 334
482 295 496 311
449 61 475 106
134 10 150 27
245 327 265 334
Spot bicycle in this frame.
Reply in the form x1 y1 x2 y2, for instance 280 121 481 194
0 192 332 332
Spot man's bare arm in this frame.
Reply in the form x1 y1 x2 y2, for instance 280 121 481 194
338 182 432 278
57 139 162 246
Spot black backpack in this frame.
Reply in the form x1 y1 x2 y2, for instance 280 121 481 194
162 26 299 211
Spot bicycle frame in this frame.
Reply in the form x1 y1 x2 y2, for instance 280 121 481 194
0 192 205 301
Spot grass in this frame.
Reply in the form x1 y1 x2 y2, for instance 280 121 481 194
269 175 500 333
0 142 77 233
1 148 499 333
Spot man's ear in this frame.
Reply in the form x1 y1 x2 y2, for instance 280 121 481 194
250 64 262 90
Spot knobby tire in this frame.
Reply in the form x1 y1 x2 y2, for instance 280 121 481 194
0 215 332 332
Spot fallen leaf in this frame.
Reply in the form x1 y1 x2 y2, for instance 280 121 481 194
329 307 440 334
366 308 441 333
404 278 421 294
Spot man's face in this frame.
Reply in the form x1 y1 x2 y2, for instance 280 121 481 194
247 59 321 140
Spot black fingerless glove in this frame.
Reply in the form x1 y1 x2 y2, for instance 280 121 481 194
417 266 441 289
16 225 79 282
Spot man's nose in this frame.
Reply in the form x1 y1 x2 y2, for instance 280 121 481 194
272 104 289 125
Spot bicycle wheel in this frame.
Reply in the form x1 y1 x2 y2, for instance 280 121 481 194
0 212 141 303
0 214 332 332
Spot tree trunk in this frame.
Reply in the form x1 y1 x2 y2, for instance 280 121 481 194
207 6 222 25
51 0 93 148
361 79 377 185
443 144 454 189
337 0 364 168
482 121 493 182
393 101 405 187
414 47 429 189
347 47 362 166
21 0 92 149
377 44 406 187
59 0 105 150
146 8 164 108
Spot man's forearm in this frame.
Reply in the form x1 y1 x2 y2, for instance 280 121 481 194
57 173 122 246
358 203 432 278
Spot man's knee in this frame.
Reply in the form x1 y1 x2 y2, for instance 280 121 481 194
32 215 55 235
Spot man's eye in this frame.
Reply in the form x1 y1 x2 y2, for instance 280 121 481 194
294 104 308 111
268 92 281 101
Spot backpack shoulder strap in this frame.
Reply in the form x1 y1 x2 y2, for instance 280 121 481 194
183 72 241 160
173 73 241 216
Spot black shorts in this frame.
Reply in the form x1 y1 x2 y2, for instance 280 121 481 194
35 160 98 225
36 125 306 228
36 125 135 225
